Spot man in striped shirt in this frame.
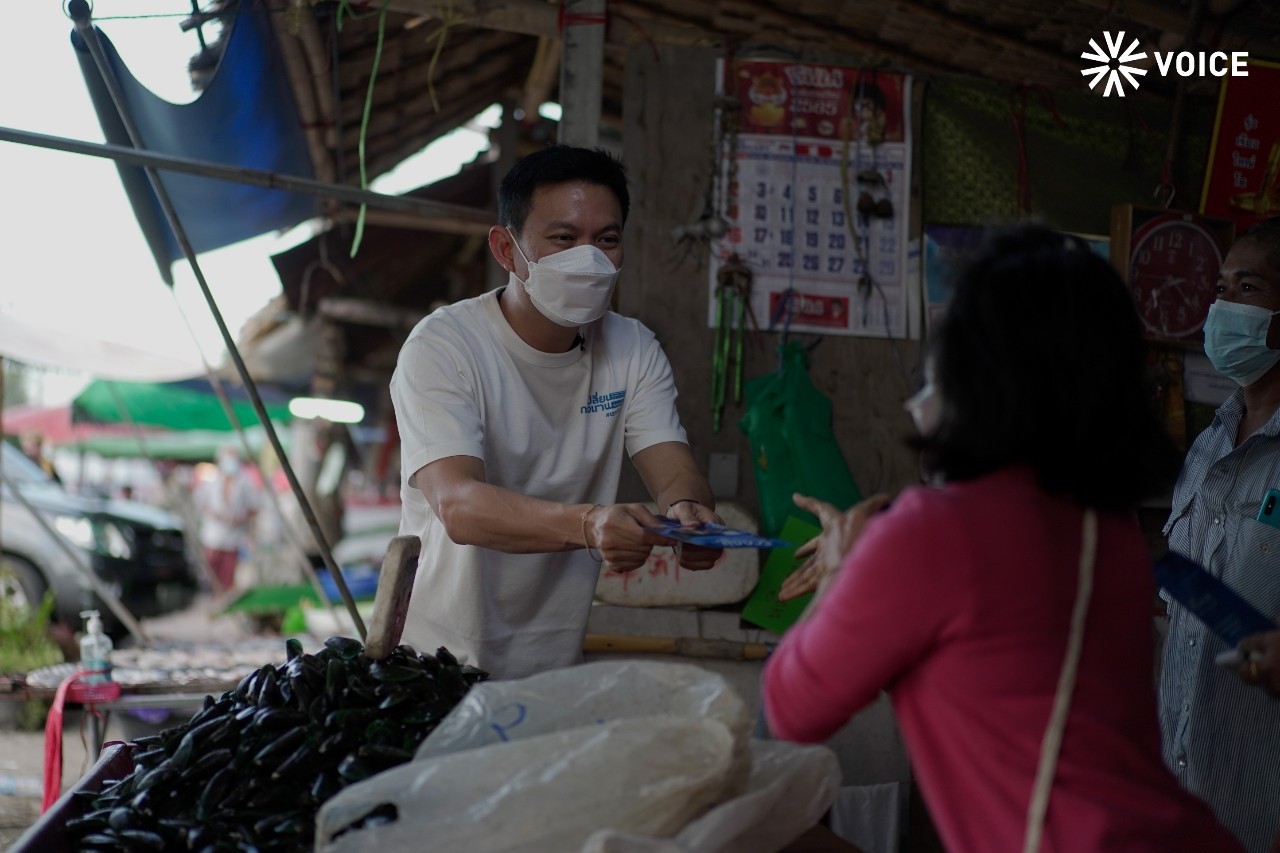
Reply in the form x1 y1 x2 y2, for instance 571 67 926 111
1162 217 1280 852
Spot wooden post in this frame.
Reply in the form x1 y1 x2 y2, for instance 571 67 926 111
488 97 521 291
557 0 605 147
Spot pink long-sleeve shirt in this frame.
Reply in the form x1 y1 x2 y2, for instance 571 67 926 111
763 468 1241 852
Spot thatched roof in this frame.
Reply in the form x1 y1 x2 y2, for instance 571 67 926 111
307 0 1279 190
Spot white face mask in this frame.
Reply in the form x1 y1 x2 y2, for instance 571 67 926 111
904 364 942 435
508 230 621 328
219 456 240 475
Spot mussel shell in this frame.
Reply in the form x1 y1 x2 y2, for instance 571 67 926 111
323 636 364 660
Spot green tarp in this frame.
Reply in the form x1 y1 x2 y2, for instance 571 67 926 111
59 425 289 460
73 378 292 432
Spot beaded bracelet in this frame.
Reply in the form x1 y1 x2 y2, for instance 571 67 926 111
581 504 603 562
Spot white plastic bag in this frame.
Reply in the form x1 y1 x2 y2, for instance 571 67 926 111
417 660 750 758
416 659 753 790
315 715 737 853
580 739 841 853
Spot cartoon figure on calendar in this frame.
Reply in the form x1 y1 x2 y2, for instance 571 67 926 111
746 70 788 129
840 75 905 146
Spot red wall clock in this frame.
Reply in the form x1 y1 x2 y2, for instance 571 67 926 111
1110 206 1235 342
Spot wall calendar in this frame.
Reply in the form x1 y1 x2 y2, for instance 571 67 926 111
710 60 917 339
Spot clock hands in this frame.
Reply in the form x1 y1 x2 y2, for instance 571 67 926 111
1143 275 1197 308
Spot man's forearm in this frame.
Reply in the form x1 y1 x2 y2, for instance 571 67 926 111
431 478 593 553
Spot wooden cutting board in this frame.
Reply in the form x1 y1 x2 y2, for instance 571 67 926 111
363 535 421 660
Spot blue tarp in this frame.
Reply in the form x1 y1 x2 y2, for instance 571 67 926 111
71 2 317 284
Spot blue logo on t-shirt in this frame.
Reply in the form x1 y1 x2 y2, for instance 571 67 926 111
581 389 626 418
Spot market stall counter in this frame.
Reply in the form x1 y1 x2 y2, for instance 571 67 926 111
14 654 858 852
11 636 323 755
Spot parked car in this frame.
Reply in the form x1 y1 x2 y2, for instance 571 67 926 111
0 441 197 639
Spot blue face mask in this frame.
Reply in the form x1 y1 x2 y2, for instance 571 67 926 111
1203 300 1280 387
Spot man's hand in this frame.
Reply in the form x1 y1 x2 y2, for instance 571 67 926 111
665 500 724 572
778 492 892 603
584 503 673 573
1238 624 1280 699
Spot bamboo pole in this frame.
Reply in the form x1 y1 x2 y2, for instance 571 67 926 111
0 126 494 231
67 0 367 641
583 633 770 662
557 0 606 148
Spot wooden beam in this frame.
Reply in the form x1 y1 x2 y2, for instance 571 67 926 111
318 296 423 329
331 206 493 235
271 7 337 193
385 0 558 38
888 0 1082 73
1074 0 1265 50
558 0 606 146
522 36 562 121
384 0 716 48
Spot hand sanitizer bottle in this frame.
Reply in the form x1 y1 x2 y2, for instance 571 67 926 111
79 610 114 686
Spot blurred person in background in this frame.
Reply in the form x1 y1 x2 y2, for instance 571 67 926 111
20 430 60 483
195 447 259 595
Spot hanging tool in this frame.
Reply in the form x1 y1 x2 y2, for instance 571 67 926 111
713 255 752 432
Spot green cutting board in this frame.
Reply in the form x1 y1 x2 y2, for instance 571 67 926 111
741 516 821 634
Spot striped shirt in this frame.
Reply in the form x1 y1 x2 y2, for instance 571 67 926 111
1163 388 1280 852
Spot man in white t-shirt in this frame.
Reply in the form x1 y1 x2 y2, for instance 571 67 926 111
391 145 723 679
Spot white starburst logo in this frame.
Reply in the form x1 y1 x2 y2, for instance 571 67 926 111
1081 32 1148 97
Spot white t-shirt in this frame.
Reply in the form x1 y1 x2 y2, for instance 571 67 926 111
390 289 687 679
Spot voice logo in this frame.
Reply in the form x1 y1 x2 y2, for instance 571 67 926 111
1081 31 1249 97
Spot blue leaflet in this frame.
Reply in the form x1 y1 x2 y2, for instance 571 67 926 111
1155 550 1274 647
646 517 792 549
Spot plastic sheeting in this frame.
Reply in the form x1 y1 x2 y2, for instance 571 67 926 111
0 312 202 382
70 2 317 284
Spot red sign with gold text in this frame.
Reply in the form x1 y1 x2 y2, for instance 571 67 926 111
1200 59 1280 232
730 62 906 144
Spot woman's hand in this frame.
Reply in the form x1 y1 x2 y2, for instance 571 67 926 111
778 492 892 602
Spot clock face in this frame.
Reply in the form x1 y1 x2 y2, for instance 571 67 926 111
1129 217 1223 339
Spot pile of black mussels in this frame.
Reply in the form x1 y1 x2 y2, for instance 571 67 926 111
64 636 487 852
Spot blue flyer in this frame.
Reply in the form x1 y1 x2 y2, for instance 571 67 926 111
647 517 792 549
1155 550 1274 647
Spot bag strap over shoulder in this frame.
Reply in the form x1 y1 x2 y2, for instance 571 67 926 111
1022 507 1098 853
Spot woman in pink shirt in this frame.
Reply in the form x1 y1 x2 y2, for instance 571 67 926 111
762 226 1243 852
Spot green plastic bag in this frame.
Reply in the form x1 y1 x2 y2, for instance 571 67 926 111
739 342 862 538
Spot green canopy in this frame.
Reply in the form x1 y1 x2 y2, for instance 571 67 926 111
59 425 290 461
73 378 292 432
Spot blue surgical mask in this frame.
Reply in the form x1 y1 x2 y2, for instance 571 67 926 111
1203 300 1280 387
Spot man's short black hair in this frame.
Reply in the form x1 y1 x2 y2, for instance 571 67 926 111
497 145 630 236
1240 216 1280 270
914 224 1180 511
